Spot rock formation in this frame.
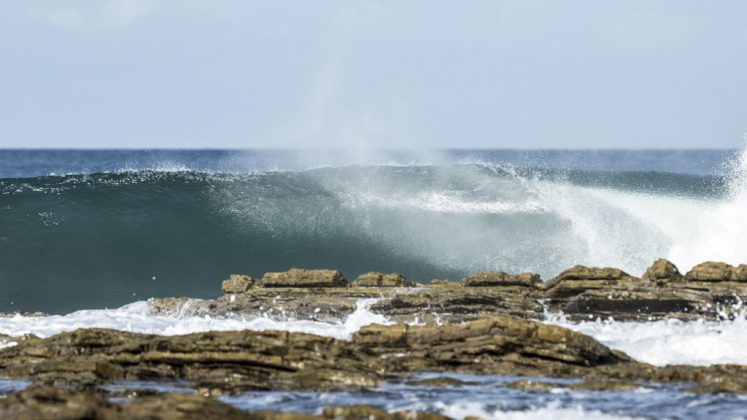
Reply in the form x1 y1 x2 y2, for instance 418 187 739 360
150 261 747 324
3 260 747 417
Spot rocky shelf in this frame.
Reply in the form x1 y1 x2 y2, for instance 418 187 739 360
3 259 747 418
150 259 747 324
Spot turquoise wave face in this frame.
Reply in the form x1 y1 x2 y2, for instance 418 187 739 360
0 163 738 313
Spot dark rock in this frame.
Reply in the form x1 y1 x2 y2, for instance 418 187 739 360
262 269 348 288
352 272 417 288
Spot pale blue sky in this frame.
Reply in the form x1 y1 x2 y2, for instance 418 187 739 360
1 1 745 149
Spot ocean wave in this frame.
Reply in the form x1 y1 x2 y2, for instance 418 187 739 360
1 148 746 312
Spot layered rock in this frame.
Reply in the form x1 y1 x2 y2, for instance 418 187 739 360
0 328 381 391
353 316 630 377
352 272 417 288
222 275 256 294
0 316 634 391
3 316 747 396
685 262 747 282
149 261 747 324
0 386 250 419
262 268 348 288
642 258 683 284
459 271 540 287
545 260 747 321
0 386 449 420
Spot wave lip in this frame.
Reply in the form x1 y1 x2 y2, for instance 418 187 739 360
1 146 747 313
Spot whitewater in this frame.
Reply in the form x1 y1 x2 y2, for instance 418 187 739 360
3 148 747 418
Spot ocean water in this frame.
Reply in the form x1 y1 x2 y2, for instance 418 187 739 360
3 373 747 419
1 148 745 314
3 148 747 418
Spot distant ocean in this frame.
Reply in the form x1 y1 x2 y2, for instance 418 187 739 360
1 148 744 313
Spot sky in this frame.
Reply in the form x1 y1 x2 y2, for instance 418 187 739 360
0 0 745 149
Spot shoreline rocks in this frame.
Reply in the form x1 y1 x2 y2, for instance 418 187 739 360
3 259 747 417
149 260 747 324
0 316 633 391
0 386 451 419
352 272 417 288
262 268 348 288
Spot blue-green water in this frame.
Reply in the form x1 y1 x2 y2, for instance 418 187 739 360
1 149 744 313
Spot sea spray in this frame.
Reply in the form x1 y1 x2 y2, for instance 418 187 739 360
545 302 747 366
0 299 388 342
1 148 744 312
668 141 747 271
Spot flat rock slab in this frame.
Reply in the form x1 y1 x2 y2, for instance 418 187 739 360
0 316 634 391
151 260 747 324
262 269 348 288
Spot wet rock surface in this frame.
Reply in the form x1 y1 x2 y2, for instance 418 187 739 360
262 268 348 288
4 261 747 417
0 328 382 391
0 316 632 391
352 272 418 288
2 313 747 396
149 261 747 324
0 385 250 420
222 275 257 294
0 386 452 419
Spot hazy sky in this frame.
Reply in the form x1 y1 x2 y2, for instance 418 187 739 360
1 1 746 149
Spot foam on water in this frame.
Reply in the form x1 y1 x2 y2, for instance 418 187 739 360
546 309 747 366
0 299 389 343
438 401 640 420
219 373 655 419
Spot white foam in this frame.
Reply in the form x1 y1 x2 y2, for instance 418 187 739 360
547 311 747 366
437 401 639 420
667 146 747 270
0 341 16 350
345 190 546 214
516 143 747 277
0 299 389 343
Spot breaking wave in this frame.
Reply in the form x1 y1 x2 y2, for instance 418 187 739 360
1 148 746 313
